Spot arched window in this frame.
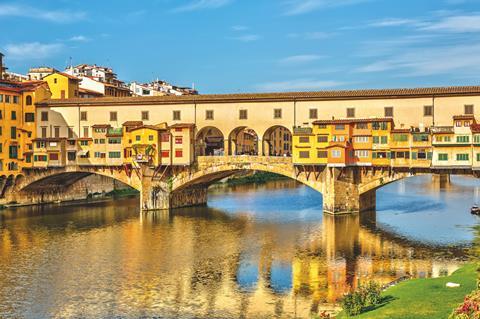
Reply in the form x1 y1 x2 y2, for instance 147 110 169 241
26 95 32 105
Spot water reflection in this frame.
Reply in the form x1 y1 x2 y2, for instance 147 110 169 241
0 176 477 318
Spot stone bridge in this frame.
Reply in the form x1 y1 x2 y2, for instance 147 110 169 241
0 156 470 214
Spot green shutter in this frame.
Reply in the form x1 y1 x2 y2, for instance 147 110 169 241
412 152 417 160
427 152 432 160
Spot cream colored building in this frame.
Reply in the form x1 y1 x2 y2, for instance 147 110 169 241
36 86 480 157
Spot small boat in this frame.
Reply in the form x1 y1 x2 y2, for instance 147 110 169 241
471 205 480 215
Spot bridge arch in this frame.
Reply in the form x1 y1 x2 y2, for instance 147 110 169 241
228 127 259 156
261 125 292 157
195 126 226 156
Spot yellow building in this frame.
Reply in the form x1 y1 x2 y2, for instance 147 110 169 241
0 80 51 175
43 72 80 99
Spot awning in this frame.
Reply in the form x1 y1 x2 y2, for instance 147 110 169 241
77 150 89 156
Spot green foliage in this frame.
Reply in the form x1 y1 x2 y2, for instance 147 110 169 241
341 281 382 316
225 171 287 186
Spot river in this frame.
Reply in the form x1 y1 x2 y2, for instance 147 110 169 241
0 175 479 318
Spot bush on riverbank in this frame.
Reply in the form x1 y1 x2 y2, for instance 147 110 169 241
449 289 480 318
223 171 288 186
337 264 477 319
340 281 382 316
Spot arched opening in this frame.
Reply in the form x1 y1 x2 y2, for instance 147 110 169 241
196 126 225 156
262 126 292 157
228 127 259 156
26 95 33 106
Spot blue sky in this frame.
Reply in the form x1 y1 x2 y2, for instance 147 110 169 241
1 0 480 93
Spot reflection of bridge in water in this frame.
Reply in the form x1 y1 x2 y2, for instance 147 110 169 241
0 201 468 318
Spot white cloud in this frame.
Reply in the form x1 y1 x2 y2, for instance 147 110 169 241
232 25 248 31
256 79 346 92
279 54 325 64
173 0 233 12
421 14 480 33
283 0 371 15
0 3 85 23
69 35 90 42
230 34 261 42
356 43 480 77
368 18 425 28
4 42 64 60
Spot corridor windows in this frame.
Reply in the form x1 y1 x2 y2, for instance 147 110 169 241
331 150 341 158
41 111 49 121
41 127 47 138
346 108 355 118
141 111 149 121
299 151 310 158
424 105 433 116
83 127 89 138
274 109 282 119
110 111 118 122
239 110 248 120
80 111 87 121
54 127 60 138
384 106 394 117
11 111 16 120
173 110 181 121
438 153 448 161
317 135 328 143
354 136 369 143
456 153 469 161
206 110 214 120
25 113 34 122
355 150 369 158
299 136 310 143
309 109 318 119
317 150 328 158
10 127 16 139
465 104 474 115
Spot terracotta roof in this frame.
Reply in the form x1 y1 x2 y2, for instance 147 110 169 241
170 123 196 129
313 117 394 125
129 125 167 132
453 114 475 120
32 137 66 142
36 85 480 107
45 72 80 81
122 121 143 127
92 124 111 128
391 129 411 133
471 124 480 133
79 88 104 96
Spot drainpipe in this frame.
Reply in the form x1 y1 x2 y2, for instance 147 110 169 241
432 94 436 127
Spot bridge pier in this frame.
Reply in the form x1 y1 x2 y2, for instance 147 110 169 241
140 180 208 211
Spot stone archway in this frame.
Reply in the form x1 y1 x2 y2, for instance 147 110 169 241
196 126 225 156
262 125 292 157
228 127 259 156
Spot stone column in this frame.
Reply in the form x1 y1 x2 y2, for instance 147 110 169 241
223 139 230 156
170 186 208 208
140 180 170 211
432 174 451 189
321 167 374 214
257 138 264 156
140 180 208 211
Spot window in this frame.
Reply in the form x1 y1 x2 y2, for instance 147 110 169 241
10 127 16 139
0 143 2 153
11 111 16 120
83 127 89 138
331 150 341 158
393 134 408 142
34 155 47 162
355 150 369 158
456 135 470 143
25 113 34 122
54 126 60 138
299 136 310 143
335 124 345 130
438 153 448 161
346 108 355 118
26 95 32 105
384 107 394 117
5 95 10 103
40 111 48 121
456 153 469 161
173 110 181 121
161 150 170 158
8 146 18 159
175 136 183 144
110 111 117 121
108 138 121 144
373 136 379 144
109 152 122 159
309 109 318 119
274 109 282 119
354 136 369 143
13 96 19 104
0 95 2 102
424 105 433 116
41 127 47 138
372 122 388 130
475 135 480 143
332 135 345 142
67 152 76 161
80 111 87 121
80 140 89 146
465 121 471 127
49 153 59 161
380 136 388 144
413 134 429 142
465 104 474 115
356 123 368 129
141 111 149 121
175 149 183 157
148 135 154 141
136 135 141 141
206 110 214 120
66 127 74 139
54 78 57 84
299 151 310 158
477 153 480 162
317 135 328 143
317 150 328 158
239 110 248 120
161 133 170 142
456 121 462 127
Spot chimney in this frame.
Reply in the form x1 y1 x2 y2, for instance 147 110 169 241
0 52 4 80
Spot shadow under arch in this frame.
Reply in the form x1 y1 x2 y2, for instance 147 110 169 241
262 125 292 157
228 127 259 156
196 126 225 156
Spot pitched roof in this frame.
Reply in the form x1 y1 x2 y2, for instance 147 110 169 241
36 85 480 107
453 114 475 120
313 117 394 125
122 121 143 127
